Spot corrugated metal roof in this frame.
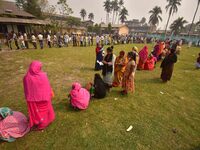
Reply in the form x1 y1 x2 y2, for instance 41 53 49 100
0 17 49 25
0 1 35 18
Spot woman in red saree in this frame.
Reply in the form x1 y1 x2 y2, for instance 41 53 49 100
23 61 55 130
144 54 157 71
137 46 149 70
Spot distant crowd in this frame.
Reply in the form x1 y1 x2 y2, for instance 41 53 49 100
1 31 200 142
1 31 200 51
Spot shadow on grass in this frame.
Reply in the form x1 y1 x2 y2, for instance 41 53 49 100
80 67 95 72
53 99 82 113
137 77 162 84
191 145 200 150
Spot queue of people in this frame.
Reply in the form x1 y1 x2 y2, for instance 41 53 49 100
2 36 200 142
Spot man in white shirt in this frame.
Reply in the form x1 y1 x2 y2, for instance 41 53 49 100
47 34 51 48
38 33 43 49
31 34 37 49
96 35 100 45
24 33 29 49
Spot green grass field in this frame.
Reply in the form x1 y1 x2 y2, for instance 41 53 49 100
0 44 200 150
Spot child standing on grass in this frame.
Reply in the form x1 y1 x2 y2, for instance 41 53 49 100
121 52 136 95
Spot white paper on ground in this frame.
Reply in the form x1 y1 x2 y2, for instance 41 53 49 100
160 91 164 95
126 125 133 132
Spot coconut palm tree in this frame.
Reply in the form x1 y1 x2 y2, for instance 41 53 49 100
119 7 128 23
88 13 94 21
164 0 182 36
103 0 112 24
170 17 187 35
188 0 200 35
80 9 87 21
111 0 119 24
149 6 162 27
116 0 124 23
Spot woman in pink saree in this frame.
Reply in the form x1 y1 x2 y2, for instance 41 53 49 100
0 107 30 142
137 46 149 70
23 61 55 130
69 82 90 110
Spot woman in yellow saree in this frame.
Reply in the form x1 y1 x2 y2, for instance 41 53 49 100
112 51 128 87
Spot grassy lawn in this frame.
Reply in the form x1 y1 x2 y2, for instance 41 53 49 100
0 44 200 150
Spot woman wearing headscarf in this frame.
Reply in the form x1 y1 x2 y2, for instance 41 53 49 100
112 50 128 87
144 54 157 71
137 46 149 70
121 52 137 95
93 74 107 99
69 82 90 110
132 46 139 65
102 47 114 91
23 61 55 130
0 107 30 142
160 48 177 82
153 41 165 60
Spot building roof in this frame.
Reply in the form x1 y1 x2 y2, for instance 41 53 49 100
0 17 49 25
100 24 128 28
82 20 94 23
45 13 81 21
0 1 35 18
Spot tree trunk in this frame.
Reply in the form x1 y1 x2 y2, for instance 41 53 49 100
164 11 171 38
114 12 118 24
188 0 200 36
112 10 115 24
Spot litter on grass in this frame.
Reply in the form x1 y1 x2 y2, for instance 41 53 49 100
126 125 133 132
160 91 164 95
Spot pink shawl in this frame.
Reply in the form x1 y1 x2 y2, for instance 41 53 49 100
139 46 149 62
70 82 90 110
23 61 52 102
0 111 30 139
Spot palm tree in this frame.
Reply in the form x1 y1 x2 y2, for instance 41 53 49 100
88 13 94 21
117 0 124 24
80 9 87 21
164 0 182 36
119 7 128 23
103 0 112 24
188 0 200 35
149 6 162 28
170 17 187 35
111 0 118 24
103 0 111 23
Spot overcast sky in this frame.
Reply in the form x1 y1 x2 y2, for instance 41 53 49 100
49 0 200 30
10 0 200 29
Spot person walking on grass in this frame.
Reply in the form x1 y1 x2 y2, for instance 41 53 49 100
121 52 137 95
31 34 37 49
24 33 29 49
13 31 20 50
23 61 55 130
160 48 177 82
47 34 52 48
38 33 44 49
